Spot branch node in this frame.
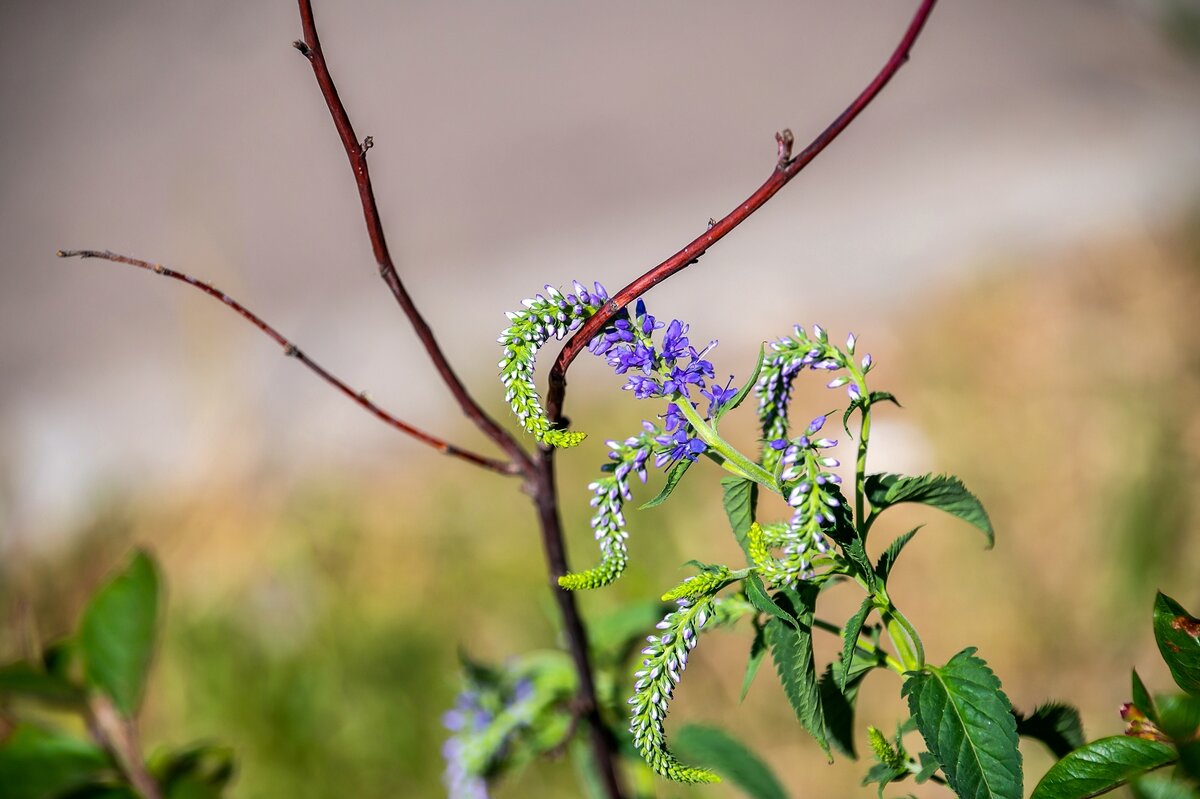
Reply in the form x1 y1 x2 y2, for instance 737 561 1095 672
359 135 374 156
776 128 795 166
706 217 716 230
284 344 300 358
291 39 313 58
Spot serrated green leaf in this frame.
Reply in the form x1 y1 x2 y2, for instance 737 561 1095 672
722 477 758 564
1133 670 1161 724
1030 736 1177 799
715 345 766 426
1015 702 1086 759
866 473 994 547
765 585 829 758
673 724 788 799
744 575 799 629
875 527 922 585
840 597 875 691
820 658 873 760
79 550 161 717
904 647 1022 799
1154 592 1200 697
740 622 768 702
0 725 113 799
0 662 86 707
825 487 876 588
640 457 693 509
843 391 901 436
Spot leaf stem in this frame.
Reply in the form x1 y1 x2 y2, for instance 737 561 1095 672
673 396 777 492
812 617 905 675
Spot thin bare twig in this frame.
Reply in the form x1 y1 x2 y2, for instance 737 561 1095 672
291 2 532 475
86 695 162 799
56 250 516 476
545 0 939 425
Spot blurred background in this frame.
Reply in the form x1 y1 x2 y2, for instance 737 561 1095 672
2 0 1200 796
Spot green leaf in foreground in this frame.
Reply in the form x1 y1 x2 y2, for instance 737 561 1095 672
78 549 161 716
0 724 112 799
866 473 994 547
1154 592 1200 697
1015 702 1086 759
722 476 758 563
1030 736 1177 799
640 457 693 509
904 647 1022 799
714 344 766 425
743 574 799 630
1133 669 1161 724
839 597 875 691
673 724 788 799
740 621 768 702
875 527 922 584
764 585 829 758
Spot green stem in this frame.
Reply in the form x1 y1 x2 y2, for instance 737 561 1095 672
673 395 777 491
855 396 871 533
813 617 906 675
880 605 924 671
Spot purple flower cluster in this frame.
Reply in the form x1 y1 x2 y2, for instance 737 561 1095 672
589 299 736 466
442 678 537 799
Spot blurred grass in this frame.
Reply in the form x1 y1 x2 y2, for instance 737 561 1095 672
3 211 1200 797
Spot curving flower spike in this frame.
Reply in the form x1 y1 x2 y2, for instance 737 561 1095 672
498 283 609 447
558 430 655 590
629 598 721 784
660 566 734 601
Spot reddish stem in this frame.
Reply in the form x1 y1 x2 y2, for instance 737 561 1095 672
292 3 531 475
545 0 938 424
56 250 516 476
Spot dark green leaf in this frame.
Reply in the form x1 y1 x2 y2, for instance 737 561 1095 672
904 647 1023 799
744 575 799 629
865 473 994 547
1015 702 1086 759
1154 593 1200 697
839 597 875 691
740 622 768 702
1030 736 1177 799
765 585 828 758
1133 670 1160 724
149 742 236 799
673 724 788 799
640 457 693 509
722 477 758 564
78 550 161 717
0 725 112 799
715 345 766 425
915 751 941 783
0 662 85 707
825 487 875 589
843 391 902 436
819 655 875 760
875 527 922 584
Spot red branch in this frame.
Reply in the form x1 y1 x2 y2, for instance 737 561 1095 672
545 0 938 424
291 5 531 474
56 250 516 476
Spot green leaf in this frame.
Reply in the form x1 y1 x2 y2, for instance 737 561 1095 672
1015 702 1086 759
589 601 669 669
715 344 766 425
1133 670 1161 724
1154 592 1200 697
743 575 799 630
1030 736 1177 799
1132 774 1200 799
722 477 759 564
673 724 788 799
865 473 994 547
740 622 768 702
78 550 161 717
875 527 922 584
0 662 85 707
149 742 236 799
765 585 829 758
904 647 1023 799
1155 693 1200 743
825 487 876 589
843 391 901 436
839 597 875 691
819 655 875 760
0 725 113 799
640 457 693 509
